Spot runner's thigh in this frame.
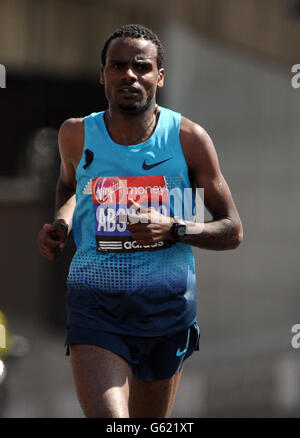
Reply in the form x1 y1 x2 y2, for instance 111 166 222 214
129 366 183 418
69 343 133 418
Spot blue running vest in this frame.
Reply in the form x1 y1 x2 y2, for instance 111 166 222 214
66 106 197 336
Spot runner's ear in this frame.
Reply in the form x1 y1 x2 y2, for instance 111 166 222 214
100 66 105 85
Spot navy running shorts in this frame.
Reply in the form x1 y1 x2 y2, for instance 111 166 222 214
65 322 200 381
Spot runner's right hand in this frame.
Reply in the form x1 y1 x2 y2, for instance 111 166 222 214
37 220 68 261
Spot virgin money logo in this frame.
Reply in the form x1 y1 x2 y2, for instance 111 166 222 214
93 177 126 204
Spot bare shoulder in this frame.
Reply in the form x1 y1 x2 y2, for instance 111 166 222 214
59 117 84 147
180 116 207 138
180 116 214 152
58 117 84 165
180 116 219 172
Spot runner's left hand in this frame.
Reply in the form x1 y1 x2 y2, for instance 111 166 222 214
118 199 175 245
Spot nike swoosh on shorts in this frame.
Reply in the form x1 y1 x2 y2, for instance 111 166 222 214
176 347 187 357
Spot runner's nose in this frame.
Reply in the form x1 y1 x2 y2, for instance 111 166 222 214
122 66 137 81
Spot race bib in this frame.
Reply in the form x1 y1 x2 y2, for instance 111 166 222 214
91 175 173 253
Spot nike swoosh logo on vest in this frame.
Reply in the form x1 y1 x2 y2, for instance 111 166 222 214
142 157 172 170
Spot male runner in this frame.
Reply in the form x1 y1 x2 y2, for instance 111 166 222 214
38 24 243 418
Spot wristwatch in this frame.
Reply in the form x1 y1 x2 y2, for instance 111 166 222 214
171 216 187 242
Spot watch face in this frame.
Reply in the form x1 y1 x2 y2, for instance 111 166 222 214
172 222 186 241
177 225 186 238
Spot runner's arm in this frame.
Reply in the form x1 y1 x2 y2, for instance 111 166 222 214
37 119 83 261
179 117 243 250
53 119 79 229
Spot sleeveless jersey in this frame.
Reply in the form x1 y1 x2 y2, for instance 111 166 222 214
66 106 197 337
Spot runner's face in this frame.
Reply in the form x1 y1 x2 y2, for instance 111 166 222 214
100 37 164 114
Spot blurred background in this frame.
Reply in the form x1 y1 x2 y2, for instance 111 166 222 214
0 0 300 418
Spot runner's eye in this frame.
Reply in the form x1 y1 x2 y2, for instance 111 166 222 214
135 63 151 73
112 62 124 70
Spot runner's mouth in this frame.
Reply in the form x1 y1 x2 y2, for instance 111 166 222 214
118 87 140 96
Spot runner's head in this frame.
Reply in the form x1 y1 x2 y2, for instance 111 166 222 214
101 24 165 70
100 24 165 114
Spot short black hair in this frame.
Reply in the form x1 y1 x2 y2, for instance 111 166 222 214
101 24 165 69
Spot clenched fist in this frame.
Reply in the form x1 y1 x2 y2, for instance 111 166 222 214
37 219 69 261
